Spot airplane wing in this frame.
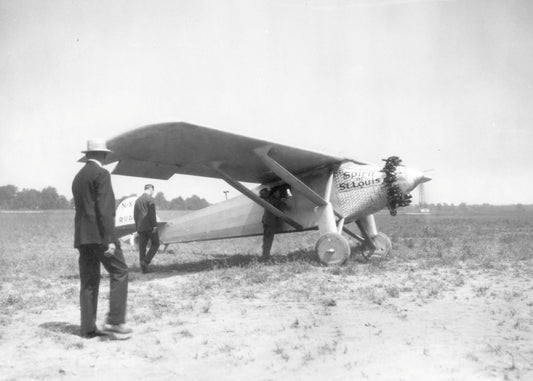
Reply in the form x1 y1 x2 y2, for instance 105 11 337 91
102 122 362 183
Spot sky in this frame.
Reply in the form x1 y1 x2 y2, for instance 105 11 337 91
1 0 532 205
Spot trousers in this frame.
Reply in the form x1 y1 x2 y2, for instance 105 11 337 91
138 230 160 265
262 223 276 258
78 244 128 335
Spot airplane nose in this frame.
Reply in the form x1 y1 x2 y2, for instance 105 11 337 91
420 175 431 184
400 167 429 191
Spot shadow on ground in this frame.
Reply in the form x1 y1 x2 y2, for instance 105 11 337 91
39 322 132 341
39 322 81 337
129 248 323 281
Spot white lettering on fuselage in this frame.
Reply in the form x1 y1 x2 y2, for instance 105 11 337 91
342 171 375 180
337 171 381 192
117 215 135 225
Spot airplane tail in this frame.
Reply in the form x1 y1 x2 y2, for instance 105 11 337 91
115 196 138 238
115 195 165 247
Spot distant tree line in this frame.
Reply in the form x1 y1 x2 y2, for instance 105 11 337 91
2 184 528 212
406 202 531 213
0 185 69 210
155 192 210 210
117 192 210 210
115 192 211 211
1 185 211 211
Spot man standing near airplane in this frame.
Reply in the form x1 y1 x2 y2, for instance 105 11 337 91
72 139 132 338
260 187 287 262
134 184 160 273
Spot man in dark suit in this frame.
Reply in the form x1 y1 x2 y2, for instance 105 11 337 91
72 139 132 338
260 187 287 262
134 184 160 273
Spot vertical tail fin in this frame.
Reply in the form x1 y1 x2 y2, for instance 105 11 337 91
115 195 165 247
115 196 138 237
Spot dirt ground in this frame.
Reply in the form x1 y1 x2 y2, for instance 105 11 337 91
2 210 533 380
2 258 533 381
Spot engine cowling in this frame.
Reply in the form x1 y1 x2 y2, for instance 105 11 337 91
333 158 429 219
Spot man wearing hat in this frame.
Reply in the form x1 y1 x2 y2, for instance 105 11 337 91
72 139 132 338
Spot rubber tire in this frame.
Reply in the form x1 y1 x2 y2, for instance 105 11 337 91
316 232 351 265
361 232 392 260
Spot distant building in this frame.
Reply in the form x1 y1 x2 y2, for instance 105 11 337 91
419 184 430 214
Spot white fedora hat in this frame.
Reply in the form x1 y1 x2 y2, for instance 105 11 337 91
82 139 112 153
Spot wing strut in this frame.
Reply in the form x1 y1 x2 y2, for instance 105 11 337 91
255 146 348 235
209 162 303 230
342 226 364 243
254 146 329 207
255 146 344 219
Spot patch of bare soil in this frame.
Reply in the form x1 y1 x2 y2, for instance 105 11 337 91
1 260 533 381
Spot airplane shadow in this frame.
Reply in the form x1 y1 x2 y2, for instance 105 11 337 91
129 248 322 280
39 322 81 337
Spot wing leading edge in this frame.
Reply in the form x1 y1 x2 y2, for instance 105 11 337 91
104 122 360 183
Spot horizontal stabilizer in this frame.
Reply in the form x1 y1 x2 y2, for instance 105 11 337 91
115 223 137 238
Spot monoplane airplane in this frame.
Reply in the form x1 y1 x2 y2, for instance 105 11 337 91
105 122 430 265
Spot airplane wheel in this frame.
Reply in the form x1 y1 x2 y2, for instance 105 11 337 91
315 232 350 265
361 232 392 260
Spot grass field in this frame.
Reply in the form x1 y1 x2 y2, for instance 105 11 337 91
1 209 532 380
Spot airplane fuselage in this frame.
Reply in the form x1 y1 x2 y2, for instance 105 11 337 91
158 161 427 244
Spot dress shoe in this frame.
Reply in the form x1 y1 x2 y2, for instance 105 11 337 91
82 329 111 339
102 324 133 335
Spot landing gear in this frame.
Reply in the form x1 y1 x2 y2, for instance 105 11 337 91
342 216 392 261
359 232 392 260
315 232 351 265
315 214 393 265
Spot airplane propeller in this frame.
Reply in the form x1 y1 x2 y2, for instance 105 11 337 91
381 156 413 216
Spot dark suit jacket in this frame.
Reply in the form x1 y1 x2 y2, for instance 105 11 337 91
72 161 116 248
261 194 286 227
134 193 157 233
